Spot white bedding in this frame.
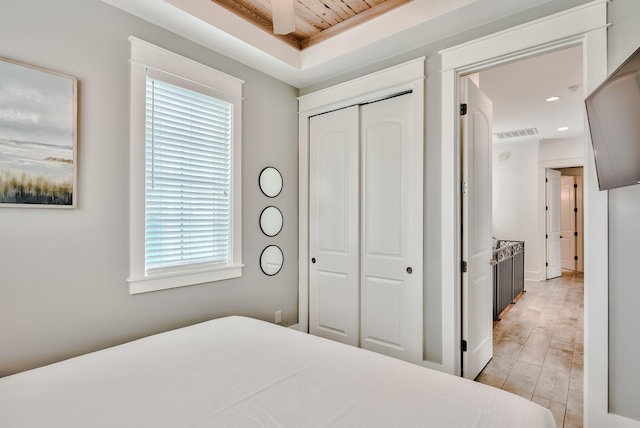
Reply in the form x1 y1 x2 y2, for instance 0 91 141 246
0 316 555 427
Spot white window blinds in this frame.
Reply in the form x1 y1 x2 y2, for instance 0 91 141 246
145 72 233 274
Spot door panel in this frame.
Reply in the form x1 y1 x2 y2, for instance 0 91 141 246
561 175 577 271
461 77 493 380
309 106 359 345
363 123 402 256
546 169 562 279
360 93 423 364
316 272 349 333
362 276 402 348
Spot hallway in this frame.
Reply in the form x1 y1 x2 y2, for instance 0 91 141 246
476 272 584 428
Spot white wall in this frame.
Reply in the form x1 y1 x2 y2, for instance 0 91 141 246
539 136 584 167
492 140 540 279
605 0 640 422
0 0 299 376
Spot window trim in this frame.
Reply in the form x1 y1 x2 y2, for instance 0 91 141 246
128 37 244 294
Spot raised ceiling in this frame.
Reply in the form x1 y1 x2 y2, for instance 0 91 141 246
211 0 413 49
101 0 582 88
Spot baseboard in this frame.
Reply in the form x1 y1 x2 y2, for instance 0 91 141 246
525 271 541 281
607 413 640 428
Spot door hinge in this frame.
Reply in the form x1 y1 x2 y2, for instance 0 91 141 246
462 261 468 273
461 181 468 194
546 262 549 267
575 256 579 261
546 234 548 239
546 206 548 211
574 183 578 188
460 103 468 116
461 339 468 352
574 231 578 237
546 178 548 183
574 207 578 213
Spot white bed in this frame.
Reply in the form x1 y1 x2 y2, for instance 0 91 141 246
0 316 555 427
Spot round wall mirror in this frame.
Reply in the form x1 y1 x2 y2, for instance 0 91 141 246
259 167 283 198
260 206 283 237
260 245 283 276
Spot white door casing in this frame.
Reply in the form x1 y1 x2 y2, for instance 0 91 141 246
439 2 607 425
359 94 423 364
461 77 493 380
546 169 562 279
561 175 577 271
309 106 360 346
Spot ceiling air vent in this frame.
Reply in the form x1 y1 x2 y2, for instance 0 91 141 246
494 128 539 139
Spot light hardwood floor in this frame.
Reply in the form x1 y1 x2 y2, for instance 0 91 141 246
476 271 584 428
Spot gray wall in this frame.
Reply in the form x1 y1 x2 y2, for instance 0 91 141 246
0 0 299 376
606 0 640 421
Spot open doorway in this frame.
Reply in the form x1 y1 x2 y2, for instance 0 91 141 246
440 3 608 425
558 167 584 275
467 46 586 428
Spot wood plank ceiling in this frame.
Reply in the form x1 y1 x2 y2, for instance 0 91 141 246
210 0 413 50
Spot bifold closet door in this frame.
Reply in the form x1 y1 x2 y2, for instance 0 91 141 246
359 94 423 364
309 106 360 346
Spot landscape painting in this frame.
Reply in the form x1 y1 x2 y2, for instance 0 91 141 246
0 57 77 207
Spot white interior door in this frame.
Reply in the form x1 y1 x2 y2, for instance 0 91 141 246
359 93 423 364
461 77 493 380
561 175 577 271
309 106 360 346
546 169 562 279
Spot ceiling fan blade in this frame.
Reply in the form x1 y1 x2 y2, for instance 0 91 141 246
272 0 295 35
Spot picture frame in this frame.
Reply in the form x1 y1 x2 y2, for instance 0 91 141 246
0 56 78 208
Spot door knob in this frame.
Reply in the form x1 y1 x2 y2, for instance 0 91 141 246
311 258 316 264
406 267 413 274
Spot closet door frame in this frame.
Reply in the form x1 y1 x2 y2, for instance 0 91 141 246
298 58 425 347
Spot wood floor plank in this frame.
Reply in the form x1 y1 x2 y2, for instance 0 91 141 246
534 339 573 403
502 360 542 399
532 396 566 428
518 333 551 366
477 272 584 428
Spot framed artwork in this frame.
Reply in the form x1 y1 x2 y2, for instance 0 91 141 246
0 56 77 208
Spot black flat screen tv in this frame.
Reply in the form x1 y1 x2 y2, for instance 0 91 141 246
585 46 640 191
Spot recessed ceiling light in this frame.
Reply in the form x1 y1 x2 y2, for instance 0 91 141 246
558 126 569 131
546 96 561 102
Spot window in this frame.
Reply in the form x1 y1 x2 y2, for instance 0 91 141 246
128 37 244 294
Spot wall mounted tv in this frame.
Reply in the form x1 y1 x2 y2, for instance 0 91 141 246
585 46 640 191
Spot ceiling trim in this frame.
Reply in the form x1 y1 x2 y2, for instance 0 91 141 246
101 0 577 88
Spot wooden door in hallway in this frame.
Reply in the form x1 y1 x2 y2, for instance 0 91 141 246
560 175 577 271
546 169 562 279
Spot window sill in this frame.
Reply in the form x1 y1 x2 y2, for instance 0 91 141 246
128 264 244 295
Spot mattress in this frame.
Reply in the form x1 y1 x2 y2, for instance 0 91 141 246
0 316 555 427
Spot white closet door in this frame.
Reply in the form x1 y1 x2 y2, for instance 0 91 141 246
309 106 360 346
359 94 423 364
